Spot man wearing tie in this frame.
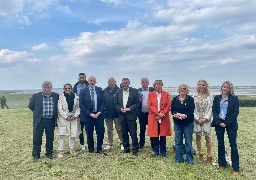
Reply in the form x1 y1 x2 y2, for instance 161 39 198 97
79 76 105 153
115 78 139 156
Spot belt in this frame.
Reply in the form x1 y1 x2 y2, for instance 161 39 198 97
41 117 53 120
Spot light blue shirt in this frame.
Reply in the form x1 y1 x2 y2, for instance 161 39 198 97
77 83 86 96
219 98 228 120
140 89 149 112
90 86 97 112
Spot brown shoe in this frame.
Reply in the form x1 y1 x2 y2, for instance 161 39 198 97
207 157 212 165
70 149 76 156
232 171 239 175
198 154 203 163
218 166 225 171
57 150 64 158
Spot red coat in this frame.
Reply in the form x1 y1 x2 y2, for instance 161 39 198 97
147 90 172 137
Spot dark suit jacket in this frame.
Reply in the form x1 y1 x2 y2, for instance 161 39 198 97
137 87 154 118
211 94 239 127
28 92 59 129
115 87 139 122
79 86 105 122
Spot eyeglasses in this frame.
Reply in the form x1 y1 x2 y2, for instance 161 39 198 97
180 88 187 90
65 88 71 90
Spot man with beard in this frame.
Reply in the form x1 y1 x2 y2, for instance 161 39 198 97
73 73 89 150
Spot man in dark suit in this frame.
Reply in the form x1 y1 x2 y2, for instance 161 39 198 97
79 76 105 153
115 78 139 156
138 77 154 149
28 81 59 162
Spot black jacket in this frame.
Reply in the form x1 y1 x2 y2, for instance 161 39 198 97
211 94 239 127
73 81 89 95
28 92 59 129
115 87 139 122
103 86 119 118
171 95 195 126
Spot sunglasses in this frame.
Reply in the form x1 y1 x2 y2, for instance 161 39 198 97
180 88 187 90
65 88 71 90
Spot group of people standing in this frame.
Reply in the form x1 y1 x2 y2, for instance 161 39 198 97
28 74 240 176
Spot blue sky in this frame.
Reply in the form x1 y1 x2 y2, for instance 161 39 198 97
0 0 256 90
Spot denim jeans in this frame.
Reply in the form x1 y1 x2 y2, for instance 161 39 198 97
215 124 239 172
174 122 194 163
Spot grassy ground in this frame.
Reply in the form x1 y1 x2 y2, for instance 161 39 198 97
0 108 256 180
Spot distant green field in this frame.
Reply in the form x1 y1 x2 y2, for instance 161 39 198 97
0 94 256 109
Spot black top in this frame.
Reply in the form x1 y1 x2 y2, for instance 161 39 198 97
171 95 195 126
103 86 119 118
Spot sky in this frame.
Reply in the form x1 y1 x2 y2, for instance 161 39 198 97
0 0 256 90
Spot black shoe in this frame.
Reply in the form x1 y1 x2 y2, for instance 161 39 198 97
124 149 130 153
160 154 167 157
153 153 159 157
96 151 107 155
45 154 53 159
139 144 144 149
133 152 138 156
33 156 39 162
88 150 94 153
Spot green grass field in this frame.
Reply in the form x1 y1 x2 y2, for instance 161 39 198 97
0 107 256 180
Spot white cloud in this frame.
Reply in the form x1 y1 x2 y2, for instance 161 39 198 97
31 43 51 51
100 0 124 5
0 49 39 65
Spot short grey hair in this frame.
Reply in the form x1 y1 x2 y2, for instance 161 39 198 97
141 77 149 82
42 81 52 87
178 84 190 94
108 77 116 82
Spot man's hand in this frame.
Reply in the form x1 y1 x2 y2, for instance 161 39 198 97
121 108 126 113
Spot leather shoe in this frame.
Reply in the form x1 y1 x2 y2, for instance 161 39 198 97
96 151 107 155
33 156 39 162
133 152 138 156
45 154 53 159
124 149 130 153
232 171 239 175
218 166 226 171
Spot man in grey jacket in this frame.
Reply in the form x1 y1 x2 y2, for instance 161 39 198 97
28 81 59 162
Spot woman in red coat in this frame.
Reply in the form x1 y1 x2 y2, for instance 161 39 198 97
147 80 172 157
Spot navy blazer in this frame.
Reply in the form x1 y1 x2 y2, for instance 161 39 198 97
28 92 59 129
115 87 139 122
211 94 239 127
79 86 105 122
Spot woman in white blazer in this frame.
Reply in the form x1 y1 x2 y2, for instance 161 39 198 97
57 83 80 158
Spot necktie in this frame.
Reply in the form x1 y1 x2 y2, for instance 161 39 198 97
90 88 96 112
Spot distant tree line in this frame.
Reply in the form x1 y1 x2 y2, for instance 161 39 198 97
239 99 256 107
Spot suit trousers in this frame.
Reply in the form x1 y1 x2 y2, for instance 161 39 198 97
215 124 240 172
152 121 166 155
32 118 55 157
79 120 87 145
120 115 139 153
139 112 153 148
86 118 105 152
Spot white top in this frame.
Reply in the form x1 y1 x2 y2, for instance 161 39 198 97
123 89 129 108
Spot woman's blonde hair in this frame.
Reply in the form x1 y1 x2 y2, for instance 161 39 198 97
178 84 190 94
196 79 210 96
221 81 235 96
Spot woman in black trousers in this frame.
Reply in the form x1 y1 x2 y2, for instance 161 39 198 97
211 81 240 175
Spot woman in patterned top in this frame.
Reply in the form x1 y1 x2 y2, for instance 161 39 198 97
194 80 213 164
